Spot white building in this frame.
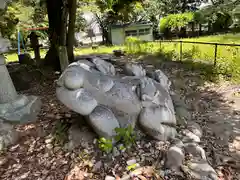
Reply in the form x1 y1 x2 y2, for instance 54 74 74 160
109 22 153 45
75 12 103 45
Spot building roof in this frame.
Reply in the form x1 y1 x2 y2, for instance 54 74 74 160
110 21 152 29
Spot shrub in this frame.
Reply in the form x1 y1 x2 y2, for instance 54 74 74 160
98 137 113 153
114 125 136 148
125 36 142 53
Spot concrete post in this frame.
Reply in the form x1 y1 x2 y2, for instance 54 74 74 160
0 55 42 123
0 0 42 150
0 55 18 103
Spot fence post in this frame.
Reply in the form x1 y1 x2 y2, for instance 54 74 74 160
180 41 182 61
214 43 218 66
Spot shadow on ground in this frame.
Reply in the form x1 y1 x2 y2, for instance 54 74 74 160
137 52 240 167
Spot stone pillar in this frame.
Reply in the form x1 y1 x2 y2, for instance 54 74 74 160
0 55 18 103
0 0 42 150
0 56 42 123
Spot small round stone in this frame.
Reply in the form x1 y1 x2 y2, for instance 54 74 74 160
64 71 84 90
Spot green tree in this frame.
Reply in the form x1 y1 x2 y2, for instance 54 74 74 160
160 12 194 37
0 0 48 47
231 4 240 31
193 11 205 35
200 0 240 32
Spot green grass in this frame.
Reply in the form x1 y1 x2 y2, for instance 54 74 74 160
4 33 240 82
4 46 122 62
124 33 240 82
180 33 240 44
5 49 48 62
74 45 122 55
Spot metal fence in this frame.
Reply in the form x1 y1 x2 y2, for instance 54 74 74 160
158 40 240 66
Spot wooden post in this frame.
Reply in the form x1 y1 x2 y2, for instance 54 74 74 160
59 0 69 71
214 44 218 66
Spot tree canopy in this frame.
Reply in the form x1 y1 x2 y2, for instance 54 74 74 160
0 0 48 47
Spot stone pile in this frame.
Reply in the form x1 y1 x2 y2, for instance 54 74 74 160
56 56 177 141
165 121 218 180
56 55 218 179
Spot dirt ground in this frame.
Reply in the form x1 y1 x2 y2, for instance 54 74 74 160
0 56 240 180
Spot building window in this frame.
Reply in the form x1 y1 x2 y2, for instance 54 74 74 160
138 28 150 35
125 30 137 37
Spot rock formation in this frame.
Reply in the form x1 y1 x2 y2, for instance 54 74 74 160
56 57 177 141
57 56 218 179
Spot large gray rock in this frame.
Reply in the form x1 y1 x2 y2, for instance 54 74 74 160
181 129 201 143
149 69 171 91
56 88 97 116
92 57 116 75
186 121 202 138
124 63 146 77
111 107 139 128
75 60 97 72
184 143 206 160
139 106 177 141
88 105 120 139
180 121 202 143
78 59 96 68
0 55 41 123
139 77 157 101
0 95 41 123
182 159 218 180
63 70 84 90
0 120 18 151
140 106 176 125
153 81 175 113
104 82 141 116
56 59 177 140
85 73 115 93
165 145 185 171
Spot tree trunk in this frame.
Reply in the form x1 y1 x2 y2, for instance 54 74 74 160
208 21 211 34
181 0 187 13
95 14 110 44
59 0 69 71
44 0 62 71
199 24 202 36
67 0 77 63
191 22 194 37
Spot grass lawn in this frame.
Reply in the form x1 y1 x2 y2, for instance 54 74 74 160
5 33 240 62
4 33 240 81
5 49 48 63
181 33 240 43
4 46 122 62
